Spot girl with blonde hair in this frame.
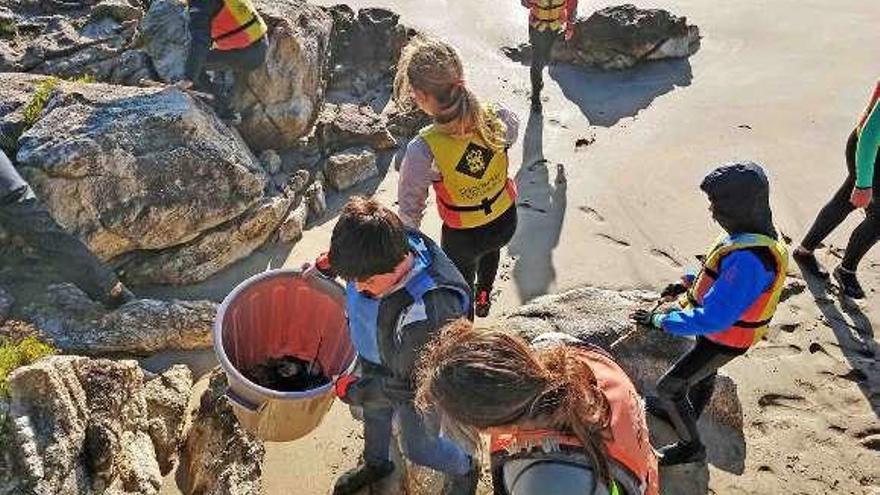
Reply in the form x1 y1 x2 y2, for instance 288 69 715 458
417 320 659 495
395 37 519 318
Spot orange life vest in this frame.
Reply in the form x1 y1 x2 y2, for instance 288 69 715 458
530 0 569 31
489 346 659 495
210 0 268 51
680 233 788 349
856 80 880 134
420 110 517 229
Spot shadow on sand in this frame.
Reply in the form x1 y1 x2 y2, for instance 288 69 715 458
549 58 693 127
794 258 879 418
508 111 567 303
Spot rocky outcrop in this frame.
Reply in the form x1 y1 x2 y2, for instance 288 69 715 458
9 75 266 261
0 0 154 84
120 193 293 285
315 102 397 154
324 146 378 191
382 100 431 141
22 283 216 355
278 200 308 243
144 364 192 476
325 6 410 98
503 4 700 71
232 0 334 152
3 356 193 495
182 368 264 495
506 286 742 431
0 287 11 325
136 0 190 83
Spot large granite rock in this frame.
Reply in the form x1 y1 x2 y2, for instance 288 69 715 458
119 193 294 285
232 0 334 152
0 0 153 84
136 0 190 83
506 286 743 431
325 6 410 97
181 368 264 495
4 73 267 261
22 283 216 355
314 102 396 154
503 4 700 71
144 364 192 476
2 355 192 495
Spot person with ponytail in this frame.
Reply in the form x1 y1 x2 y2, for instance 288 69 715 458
417 320 659 495
395 38 520 318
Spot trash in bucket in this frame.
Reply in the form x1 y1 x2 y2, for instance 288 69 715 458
214 268 356 442
243 355 330 392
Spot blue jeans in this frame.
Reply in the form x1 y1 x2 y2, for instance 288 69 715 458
362 403 471 476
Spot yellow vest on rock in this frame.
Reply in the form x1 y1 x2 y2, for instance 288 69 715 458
420 119 516 230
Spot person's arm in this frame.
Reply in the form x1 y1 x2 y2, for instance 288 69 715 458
655 251 774 336
496 106 520 148
397 137 440 229
184 0 222 82
567 0 579 21
855 101 879 190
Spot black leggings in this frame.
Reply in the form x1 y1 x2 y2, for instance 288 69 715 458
801 129 880 270
441 206 518 293
656 337 746 445
529 26 560 94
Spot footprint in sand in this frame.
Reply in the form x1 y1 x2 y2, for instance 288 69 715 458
854 427 880 452
595 233 631 247
749 344 803 359
578 206 605 223
757 392 808 410
649 248 683 268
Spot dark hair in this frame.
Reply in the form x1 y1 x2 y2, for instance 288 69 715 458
416 320 614 491
329 196 410 280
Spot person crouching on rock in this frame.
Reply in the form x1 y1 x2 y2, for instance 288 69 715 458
521 0 578 112
307 196 479 495
395 37 519 319
0 149 134 308
793 78 880 299
630 161 789 466
179 0 270 124
416 320 659 495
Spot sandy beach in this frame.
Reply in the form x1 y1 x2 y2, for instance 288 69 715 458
155 0 880 493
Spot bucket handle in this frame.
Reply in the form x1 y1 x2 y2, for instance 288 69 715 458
225 388 265 418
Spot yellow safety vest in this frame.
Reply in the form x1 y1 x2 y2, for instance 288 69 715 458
209 0 268 51
530 0 568 32
420 117 516 230
680 234 788 349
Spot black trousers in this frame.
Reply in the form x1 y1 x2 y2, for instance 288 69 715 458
0 186 120 302
194 37 269 107
801 129 880 270
656 337 746 445
528 26 560 95
441 206 518 294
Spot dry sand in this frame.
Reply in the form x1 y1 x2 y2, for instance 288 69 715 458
157 0 880 493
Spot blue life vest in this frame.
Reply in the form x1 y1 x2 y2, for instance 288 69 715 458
345 233 469 365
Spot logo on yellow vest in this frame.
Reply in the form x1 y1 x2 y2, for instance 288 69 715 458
456 143 494 180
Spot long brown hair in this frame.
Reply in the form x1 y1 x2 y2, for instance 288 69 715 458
416 319 614 489
393 37 508 152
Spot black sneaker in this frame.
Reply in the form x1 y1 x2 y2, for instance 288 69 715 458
443 456 479 495
474 286 492 318
657 441 706 466
793 248 829 280
333 460 395 495
834 265 865 299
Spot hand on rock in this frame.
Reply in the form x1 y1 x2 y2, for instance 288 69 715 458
630 309 657 328
850 187 873 208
